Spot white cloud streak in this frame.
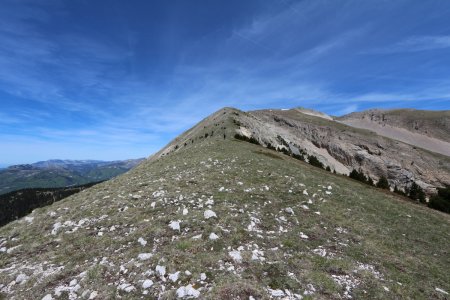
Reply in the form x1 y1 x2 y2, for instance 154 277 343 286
365 35 450 54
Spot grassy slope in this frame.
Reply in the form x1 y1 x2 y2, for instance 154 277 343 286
0 136 449 299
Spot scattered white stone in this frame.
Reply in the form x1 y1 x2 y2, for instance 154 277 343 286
15 273 29 284
176 284 200 298
169 220 181 231
204 210 217 219
156 265 166 276
192 234 202 240
325 191 332 195
209 233 219 240
219 187 225 192
285 207 295 215
304 284 316 295
383 286 390 292
251 249 265 261
24 216 34 223
185 270 192 276
301 205 309 210
312 248 327 257
200 273 207 281
42 294 53 300
268 288 285 297
332 274 360 298
314 211 321 215
303 190 308 196
143 279 153 289
183 208 189 215
300 232 309 239
138 237 147 246
229 250 242 263
169 271 180 282
6 245 21 254
356 263 383 279
327 185 332 190
118 283 135 292
151 202 156 209
138 253 153 261
51 222 62 235
69 279 77 287
89 291 98 299
237 182 243 185
336 227 348 234
436 288 448 295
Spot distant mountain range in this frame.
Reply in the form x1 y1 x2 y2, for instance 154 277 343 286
0 158 144 194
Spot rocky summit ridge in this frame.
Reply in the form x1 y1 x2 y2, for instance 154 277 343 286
156 107 450 195
0 107 449 299
338 109 450 156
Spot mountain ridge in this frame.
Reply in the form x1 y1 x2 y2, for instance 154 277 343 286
153 107 449 195
0 158 144 195
337 108 450 155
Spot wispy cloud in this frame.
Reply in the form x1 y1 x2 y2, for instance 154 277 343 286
1 1 449 164
0 1 130 114
365 35 450 54
335 104 358 116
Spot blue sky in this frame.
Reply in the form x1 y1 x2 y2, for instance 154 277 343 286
1 0 450 165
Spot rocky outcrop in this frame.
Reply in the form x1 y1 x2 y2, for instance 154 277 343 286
242 109 450 194
338 109 450 156
151 107 450 195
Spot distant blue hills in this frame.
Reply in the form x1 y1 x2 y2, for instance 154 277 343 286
0 158 145 194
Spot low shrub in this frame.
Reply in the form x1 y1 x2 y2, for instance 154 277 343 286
308 155 324 168
349 169 367 183
407 182 426 203
277 147 291 156
428 186 450 213
376 176 390 189
234 133 260 145
292 153 304 161
266 143 277 151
